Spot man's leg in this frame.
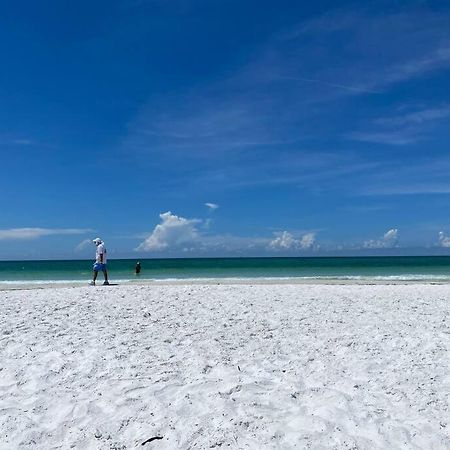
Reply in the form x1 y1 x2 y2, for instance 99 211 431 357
93 270 98 283
103 269 109 283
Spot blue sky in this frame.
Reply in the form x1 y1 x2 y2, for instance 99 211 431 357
1 0 450 259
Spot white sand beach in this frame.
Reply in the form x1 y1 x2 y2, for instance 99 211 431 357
1 283 449 449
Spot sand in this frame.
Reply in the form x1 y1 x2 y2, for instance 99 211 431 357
0 283 449 449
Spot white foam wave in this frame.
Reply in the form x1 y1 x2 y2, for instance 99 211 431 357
1 274 450 287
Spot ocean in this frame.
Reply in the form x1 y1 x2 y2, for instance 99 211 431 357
1 256 450 286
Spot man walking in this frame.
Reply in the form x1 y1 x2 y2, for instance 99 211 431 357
90 238 109 285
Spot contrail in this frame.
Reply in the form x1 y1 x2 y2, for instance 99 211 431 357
279 76 381 94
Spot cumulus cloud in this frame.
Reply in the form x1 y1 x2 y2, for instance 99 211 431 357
438 231 450 247
75 239 92 252
205 202 219 211
0 228 91 240
136 211 319 254
299 232 316 249
363 228 398 248
269 231 316 250
269 231 296 250
136 211 201 251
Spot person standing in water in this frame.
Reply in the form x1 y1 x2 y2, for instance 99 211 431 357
135 261 141 275
90 238 109 285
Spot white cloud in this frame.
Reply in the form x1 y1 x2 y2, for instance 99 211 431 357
136 211 201 251
363 228 398 248
205 202 219 211
375 106 450 127
269 231 316 250
0 228 91 241
299 232 316 249
269 231 296 250
384 47 450 86
75 239 92 252
288 11 450 92
135 212 320 254
349 105 450 146
348 130 417 146
385 229 397 239
13 139 33 145
438 231 450 248
120 8 450 201
278 75 381 94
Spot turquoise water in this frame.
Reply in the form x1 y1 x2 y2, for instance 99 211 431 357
1 256 450 284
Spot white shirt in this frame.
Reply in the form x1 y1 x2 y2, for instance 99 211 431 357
95 243 107 264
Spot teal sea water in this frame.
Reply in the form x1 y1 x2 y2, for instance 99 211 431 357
1 256 450 285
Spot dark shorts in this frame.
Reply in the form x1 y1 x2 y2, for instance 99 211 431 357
93 263 107 272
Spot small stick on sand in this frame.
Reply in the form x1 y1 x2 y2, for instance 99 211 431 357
141 436 163 445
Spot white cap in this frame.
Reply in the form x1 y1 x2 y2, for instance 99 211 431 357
93 238 102 244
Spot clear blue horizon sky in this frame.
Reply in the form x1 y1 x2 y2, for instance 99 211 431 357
1 0 450 260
